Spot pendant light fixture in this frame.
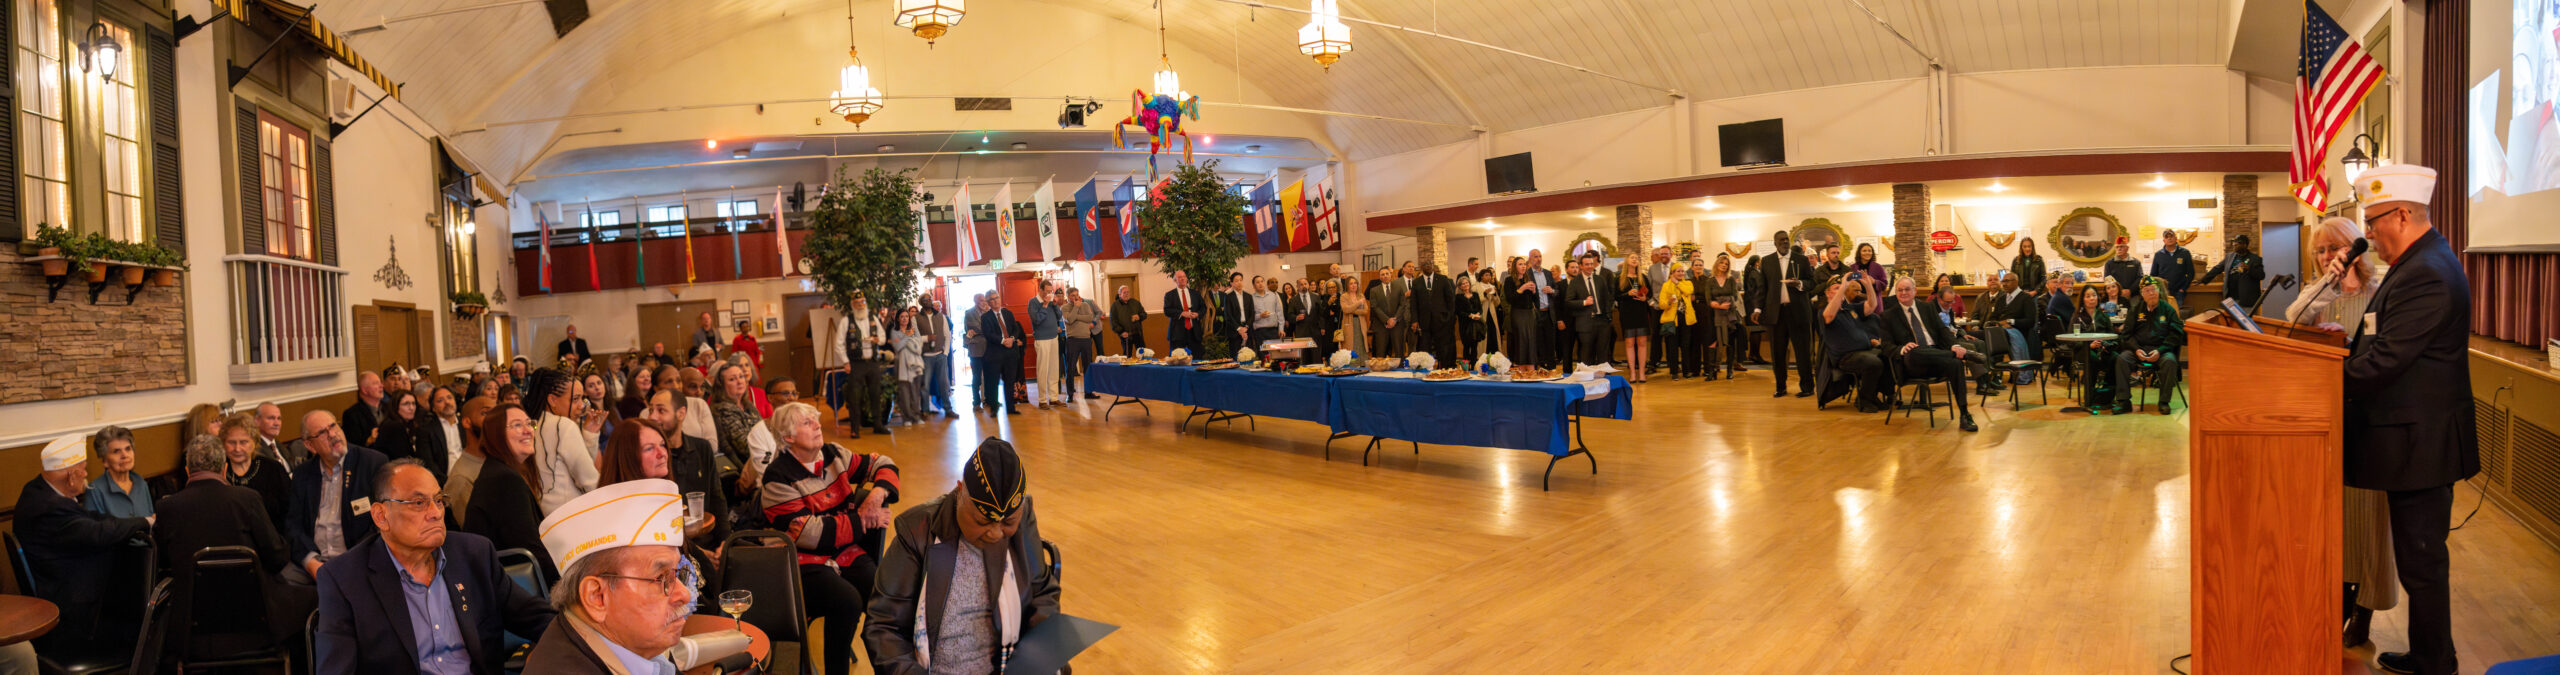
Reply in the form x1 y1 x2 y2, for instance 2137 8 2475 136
894 0 966 46
1152 1 1187 100
831 0 884 128
1297 0 1352 69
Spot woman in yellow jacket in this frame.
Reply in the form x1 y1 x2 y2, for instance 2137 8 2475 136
1656 265 1700 380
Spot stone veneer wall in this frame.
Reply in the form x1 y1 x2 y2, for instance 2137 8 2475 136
0 249 189 403
1892 183 1933 282
1415 225 1447 273
2221 174 2261 253
1615 205 1654 259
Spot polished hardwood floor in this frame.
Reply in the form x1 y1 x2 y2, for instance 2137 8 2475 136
806 366 2560 673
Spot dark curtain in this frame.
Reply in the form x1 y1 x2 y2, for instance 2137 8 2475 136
2427 0 2560 346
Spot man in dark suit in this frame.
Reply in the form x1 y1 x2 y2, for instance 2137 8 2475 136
1504 252 1557 366
1162 270 1203 356
315 459 556 675
287 409 392 583
256 402 306 479
2196 233 2267 310
2341 166 2477 675
2150 230 2195 300
1879 277 1979 431
16 435 151 654
1372 264 1412 356
343 371 386 448
555 324 592 365
1410 261 1458 364
1216 272 1254 352
980 298 1028 415
1754 231 1815 397
158 433 313 648
1741 253 1766 364
1561 253 1617 366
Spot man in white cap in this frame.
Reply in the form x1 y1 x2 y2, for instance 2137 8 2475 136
526 478 697 674
2341 164 2478 675
12 433 151 655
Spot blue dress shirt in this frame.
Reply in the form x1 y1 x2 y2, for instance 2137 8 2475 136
387 547 473 675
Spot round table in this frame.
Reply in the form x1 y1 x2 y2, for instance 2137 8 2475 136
2054 333 2119 413
682 614 772 675
0 595 59 646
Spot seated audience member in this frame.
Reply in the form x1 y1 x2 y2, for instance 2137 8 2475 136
223 411 296 539
641 385 734 545
525 367 601 514
1879 277 1980 432
617 365 654 421
675 367 719 446
1817 278 1889 413
373 389 421 462
763 402 901 675
2072 284 2122 407
315 459 556 675
461 406 557 581
710 362 763 473
864 438 1060 673
344 371 387 448
288 410 391 584
2109 277 2186 415
525 479 696 674
80 425 152 518
17 434 151 654
597 423 724 614
185 403 227 442
255 402 305 479
418 386 461 480
582 372 618 443
156 433 312 651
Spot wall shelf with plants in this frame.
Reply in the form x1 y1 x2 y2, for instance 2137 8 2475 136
451 291 489 318
21 224 189 304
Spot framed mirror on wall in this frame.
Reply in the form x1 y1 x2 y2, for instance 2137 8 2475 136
2050 207 2129 267
1791 218 1847 256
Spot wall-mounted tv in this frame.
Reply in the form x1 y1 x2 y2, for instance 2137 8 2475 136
1719 118 1786 168
1485 153 1535 195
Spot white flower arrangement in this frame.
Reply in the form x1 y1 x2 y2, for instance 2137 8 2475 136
1237 347 1257 362
1168 348 1189 360
1483 352 1513 373
1404 352 1437 371
1329 349 1355 368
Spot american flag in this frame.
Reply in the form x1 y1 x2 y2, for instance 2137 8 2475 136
2291 0 2383 211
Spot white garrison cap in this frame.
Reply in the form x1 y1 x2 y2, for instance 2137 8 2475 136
538 478 686 571
39 434 85 471
2354 165 2438 207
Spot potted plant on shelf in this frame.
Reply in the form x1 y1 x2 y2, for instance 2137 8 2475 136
140 245 185 286
103 239 150 285
28 223 74 277
451 291 489 318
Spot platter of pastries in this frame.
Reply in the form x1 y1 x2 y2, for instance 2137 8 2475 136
1317 367 1369 377
1292 365 1331 374
1162 355 1193 366
1195 362 1240 371
1420 368 1473 382
1364 357 1405 371
1507 365 1564 382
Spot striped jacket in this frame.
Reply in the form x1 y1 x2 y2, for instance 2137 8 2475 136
758 443 901 567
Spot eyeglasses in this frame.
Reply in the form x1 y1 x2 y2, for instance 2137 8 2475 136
597 561 703 601
377 494 450 512
2365 206 2408 229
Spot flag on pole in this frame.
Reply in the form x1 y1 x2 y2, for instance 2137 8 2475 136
912 194 932 266
682 189 697 287
1314 172 1340 250
1075 178 1101 260
1116 177 1141 257
993 183 1018 264
633 197 647 287
1252 179 1278 253
1033 180 1059 261
1278 178 1305 254
583 202 600 291
2290 0 2383 212
536 207 553 292
953 182 982 265
727 188 744 279
776 186 794 275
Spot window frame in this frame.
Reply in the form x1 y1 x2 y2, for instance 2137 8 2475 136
10 0 161 244
257 109 313 260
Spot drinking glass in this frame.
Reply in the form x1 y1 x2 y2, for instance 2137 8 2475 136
718 590 752 630
685 492 707 526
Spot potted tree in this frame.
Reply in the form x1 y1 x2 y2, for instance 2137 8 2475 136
450 290 489 318
1133 160 1252 358
800 166 927 316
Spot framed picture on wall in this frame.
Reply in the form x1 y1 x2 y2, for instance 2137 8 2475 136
730 300 751 315
762 317 782 335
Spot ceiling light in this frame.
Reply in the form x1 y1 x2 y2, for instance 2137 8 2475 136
1985 180 2010 193
893 0 965 45
1244 144 1262 154
705 139 719 150
1580 209 1599 221
2146 174 2174 189
830 47 884 129
1831 187 1854 201
1696 198 1719 211
1478 219 1499 230
876 144 896 153
1010 142 1028 151
1298 0 1353 70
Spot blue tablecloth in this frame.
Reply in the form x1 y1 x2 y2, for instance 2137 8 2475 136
1191 368 1333 423
1085 363 1194 405
1328 375 1630 457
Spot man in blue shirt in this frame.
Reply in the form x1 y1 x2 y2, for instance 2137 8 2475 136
2149 230 2194 300
1028 281 1065 407
314 459 554 675
1817 278 1888 412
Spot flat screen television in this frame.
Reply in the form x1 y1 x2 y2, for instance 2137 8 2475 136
1485 153 1535 195
1719 118 1785 168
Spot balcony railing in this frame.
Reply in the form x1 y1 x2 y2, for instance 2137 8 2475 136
226 254 351 383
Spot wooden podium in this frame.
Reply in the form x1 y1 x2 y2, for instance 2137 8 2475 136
2186 314 2349 673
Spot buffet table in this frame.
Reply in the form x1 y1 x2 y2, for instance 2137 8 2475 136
1083 362 1633 489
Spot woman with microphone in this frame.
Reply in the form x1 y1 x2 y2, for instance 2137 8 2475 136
2284 216 2396 649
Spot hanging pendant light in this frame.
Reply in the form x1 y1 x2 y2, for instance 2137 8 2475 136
894 0 966 45
1152 58 1187 101
831 1 884 128
1297 0 1352 69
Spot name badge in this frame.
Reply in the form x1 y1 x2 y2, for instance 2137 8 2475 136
350 497 371 515
2362 312 2379 336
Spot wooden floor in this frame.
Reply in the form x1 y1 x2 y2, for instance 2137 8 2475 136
809 367 2560 674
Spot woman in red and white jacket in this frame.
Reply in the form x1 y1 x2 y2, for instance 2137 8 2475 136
759 401 899 675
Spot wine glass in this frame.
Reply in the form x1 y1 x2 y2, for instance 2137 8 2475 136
718 590 753 630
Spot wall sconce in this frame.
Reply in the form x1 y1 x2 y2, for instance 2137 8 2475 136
2169 226 2205 246
80 22 121 79
1983 231 2018 249
2340 133 2381 181
1723 241 1753 258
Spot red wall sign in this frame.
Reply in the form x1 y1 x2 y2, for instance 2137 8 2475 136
1929 231 1960 251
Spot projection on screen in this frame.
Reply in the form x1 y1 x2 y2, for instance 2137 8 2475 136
2467 0 2560 251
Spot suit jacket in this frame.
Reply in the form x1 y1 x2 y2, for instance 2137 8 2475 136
1754 250 1814 310
555 337 591 363
1288 292 1327 338
2199 251 2267 308
343 400 383 448
1410 274 1457 329
1370 278 1408 328
288 446 392 564
863 493 1063 675
1161 287 1202 343
1215 290 1253 337
2342 229 2480 491
457 460 555 582
1879 299 1959 353
519 614 623 675
155 476 295 645
410 418 455 481
13 478 149 620
980 307 1027 356
313 532 556 675
1560 272 1615 331
261 436 309 475
2150 246 2195 297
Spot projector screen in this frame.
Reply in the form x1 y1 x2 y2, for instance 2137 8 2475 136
2467 0 2560 252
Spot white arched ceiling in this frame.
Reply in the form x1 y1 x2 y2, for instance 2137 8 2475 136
307 0 2241 185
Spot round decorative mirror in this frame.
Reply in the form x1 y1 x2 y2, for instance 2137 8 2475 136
2048 207 2129 267
1791 218 1848 256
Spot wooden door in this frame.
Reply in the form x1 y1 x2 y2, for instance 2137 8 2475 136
782 293 826 391
637 301 716 362
354 305 383 375
378 307 416 372
999 272 1040 381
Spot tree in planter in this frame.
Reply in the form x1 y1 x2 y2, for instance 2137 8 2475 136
801 166 928 315
1134 160 1251 358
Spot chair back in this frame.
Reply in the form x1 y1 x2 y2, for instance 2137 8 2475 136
1 532 31 596
129 577 175 674
717 530 807 642
495 547 549 595
184 545 278 660
1040 540 1061 583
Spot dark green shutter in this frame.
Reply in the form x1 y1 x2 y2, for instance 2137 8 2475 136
237 99 263 254
147 27 181 252
313 133 334 265
0 2 18 241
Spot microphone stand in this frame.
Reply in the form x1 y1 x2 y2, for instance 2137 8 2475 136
2245 274 2296 319
2281 273 2346 341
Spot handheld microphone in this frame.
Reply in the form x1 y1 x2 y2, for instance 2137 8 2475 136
2282 238 2366 339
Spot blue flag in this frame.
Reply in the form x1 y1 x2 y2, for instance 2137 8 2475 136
1075 179 1101 260
1116 177 1141 258
1252 180 1278 253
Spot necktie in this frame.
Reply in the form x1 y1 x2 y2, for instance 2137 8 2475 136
1182 291 1192 329
1909 307 1931 347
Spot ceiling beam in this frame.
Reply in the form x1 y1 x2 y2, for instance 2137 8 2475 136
1332 0 1488 129
1604 0 1687 100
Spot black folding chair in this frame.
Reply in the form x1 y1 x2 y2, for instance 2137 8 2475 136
128 579 174 675
180 546 289 672
495 548 548 670
719 530 808 675
7 532 142 675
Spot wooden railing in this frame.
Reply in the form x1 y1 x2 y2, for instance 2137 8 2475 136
226 254 350 382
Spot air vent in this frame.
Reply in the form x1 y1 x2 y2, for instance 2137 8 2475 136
955 97 1013 111
2517 418 2560 529
2481 399 2511 485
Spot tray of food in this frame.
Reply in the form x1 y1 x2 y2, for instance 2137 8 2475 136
1505 365 1564 382
1292 364 1332 375
1420 368 1473 382
1195 362 1240 371
1364 357 1404 371
1318 367 1370 377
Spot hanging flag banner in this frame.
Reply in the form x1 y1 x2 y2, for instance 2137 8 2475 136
682 190 697 287
1033 180 1060 261
1278 178 1305 254
1116 177 1141 258
1251 180 1278 253
953 182 981 265
913 197 932 266
777 186 795 275
993 182 1019 264
536 206 553 293
1313 172 1341 250
726 188 744 279
633 197 647 287
583 202 601 291
1075 178 1101 260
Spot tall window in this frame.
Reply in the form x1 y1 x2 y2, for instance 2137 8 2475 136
14 0 67 234
579 209 621 228
646 204 685 222
95 21 137 242
260 111 312 259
